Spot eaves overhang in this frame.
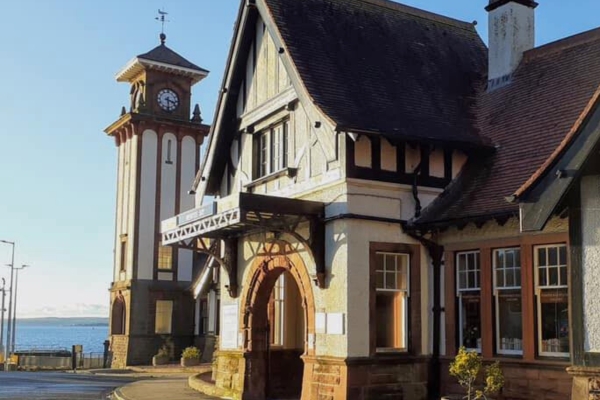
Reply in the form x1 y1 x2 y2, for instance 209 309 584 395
115 57 209 85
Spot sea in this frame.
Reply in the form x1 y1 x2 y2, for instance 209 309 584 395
1 318 109 354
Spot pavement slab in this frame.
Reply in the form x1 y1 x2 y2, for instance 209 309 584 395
112 377 221 400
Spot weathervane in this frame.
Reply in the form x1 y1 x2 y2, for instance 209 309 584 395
156 8 170 44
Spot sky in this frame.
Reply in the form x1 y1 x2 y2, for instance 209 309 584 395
1 0 600 319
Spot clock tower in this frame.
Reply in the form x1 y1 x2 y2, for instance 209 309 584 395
104 33 210 367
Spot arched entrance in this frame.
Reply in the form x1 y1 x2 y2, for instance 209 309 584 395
111 292 126 335
240 241 316 400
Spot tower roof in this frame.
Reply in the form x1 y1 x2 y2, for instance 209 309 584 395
116 36 209 84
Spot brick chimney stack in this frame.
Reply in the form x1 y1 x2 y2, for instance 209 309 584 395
486 0 538 88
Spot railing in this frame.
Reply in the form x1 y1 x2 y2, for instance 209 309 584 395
11 347 111 370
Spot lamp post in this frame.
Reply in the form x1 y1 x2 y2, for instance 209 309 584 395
0 278 5 356
0 240 14 365
10 265 29 353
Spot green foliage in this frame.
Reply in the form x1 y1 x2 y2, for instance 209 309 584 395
449 347 505 400
182 346 201 360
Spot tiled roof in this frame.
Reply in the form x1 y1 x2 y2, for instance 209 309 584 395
414 27 600 226
263 0 488 147
138 44 208 73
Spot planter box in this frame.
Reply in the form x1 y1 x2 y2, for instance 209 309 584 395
152 355 169 366
181 357 200 367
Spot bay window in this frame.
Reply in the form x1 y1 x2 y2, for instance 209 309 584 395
494 248 523 355
375 252 409 351
456 251 481 352
535 244 569 357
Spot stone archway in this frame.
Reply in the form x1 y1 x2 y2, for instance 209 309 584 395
239 241 316 400
111 292 126 335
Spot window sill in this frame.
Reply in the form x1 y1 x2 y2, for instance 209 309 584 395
376 348 408 355
245 167 298 189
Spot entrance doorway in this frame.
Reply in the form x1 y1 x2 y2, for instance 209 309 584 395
266 271 305 399
240 245 316 400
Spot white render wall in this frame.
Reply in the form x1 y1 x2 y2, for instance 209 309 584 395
581 175 600 352
137 130 158 280
178 136 197 282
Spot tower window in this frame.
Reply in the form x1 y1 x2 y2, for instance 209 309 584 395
120 240 127 273
158 244 173 270
166 139 173 164
155 300 173 334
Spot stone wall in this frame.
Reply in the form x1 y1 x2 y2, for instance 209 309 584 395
440 359 571 400
110 335 129 369
214 350 245 399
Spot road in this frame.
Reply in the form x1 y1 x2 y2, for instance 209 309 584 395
0 371 137 400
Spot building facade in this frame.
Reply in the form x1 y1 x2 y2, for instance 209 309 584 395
105 34 212 367
158 0 600 399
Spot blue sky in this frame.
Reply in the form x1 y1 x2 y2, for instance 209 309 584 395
1 0 599 319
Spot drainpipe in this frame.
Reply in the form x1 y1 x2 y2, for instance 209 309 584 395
407 230 443 400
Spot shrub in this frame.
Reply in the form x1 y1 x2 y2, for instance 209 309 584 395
449 347 504 400
181 346 201 360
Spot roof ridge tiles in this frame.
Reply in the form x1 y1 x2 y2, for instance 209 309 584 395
524 26 600 62
355 0 476 31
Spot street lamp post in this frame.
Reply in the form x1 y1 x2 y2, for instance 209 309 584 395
0 240 14 365
10 265 29 353
0 278 5 356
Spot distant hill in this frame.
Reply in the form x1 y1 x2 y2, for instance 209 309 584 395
17 317 109 327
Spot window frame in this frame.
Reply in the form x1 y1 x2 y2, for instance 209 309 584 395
456 250 482 353
157 243 173 271
534 243 569 358
155 300 173 334
254 119 289 179
369 242 420 357
375 251 410 352
493 247 523 356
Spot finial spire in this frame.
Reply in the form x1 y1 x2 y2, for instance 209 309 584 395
155 8 170 44
191 104 203 123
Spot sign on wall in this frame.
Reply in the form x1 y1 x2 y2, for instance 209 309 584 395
221 303 239 349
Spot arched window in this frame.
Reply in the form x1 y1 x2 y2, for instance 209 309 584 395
111 294 126 335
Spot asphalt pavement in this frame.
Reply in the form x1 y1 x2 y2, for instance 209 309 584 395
0 371 137 400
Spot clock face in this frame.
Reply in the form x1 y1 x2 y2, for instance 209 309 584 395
157 89 179 112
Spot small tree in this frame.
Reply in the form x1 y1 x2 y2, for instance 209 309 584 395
449 347 504 400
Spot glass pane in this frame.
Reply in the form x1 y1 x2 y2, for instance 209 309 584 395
459 271 467 290
506 269 514 287
496 269 504 288
549 247 558 266
386 254 397 272
506 251 514 267
396 268 407 290
560 266 567 287
386 272 396 290
376 271 384 289
539 290 569 354
496 251 504 268
538 248 547 266
515 268 521 287
376 293 403 348
539 268 547 287
461 296 481 350
475 270 480 288
376 253 384 272
497 292 522 352
549 267 558 286
515 250 521 268
559 246 567 265
457 254 466 272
